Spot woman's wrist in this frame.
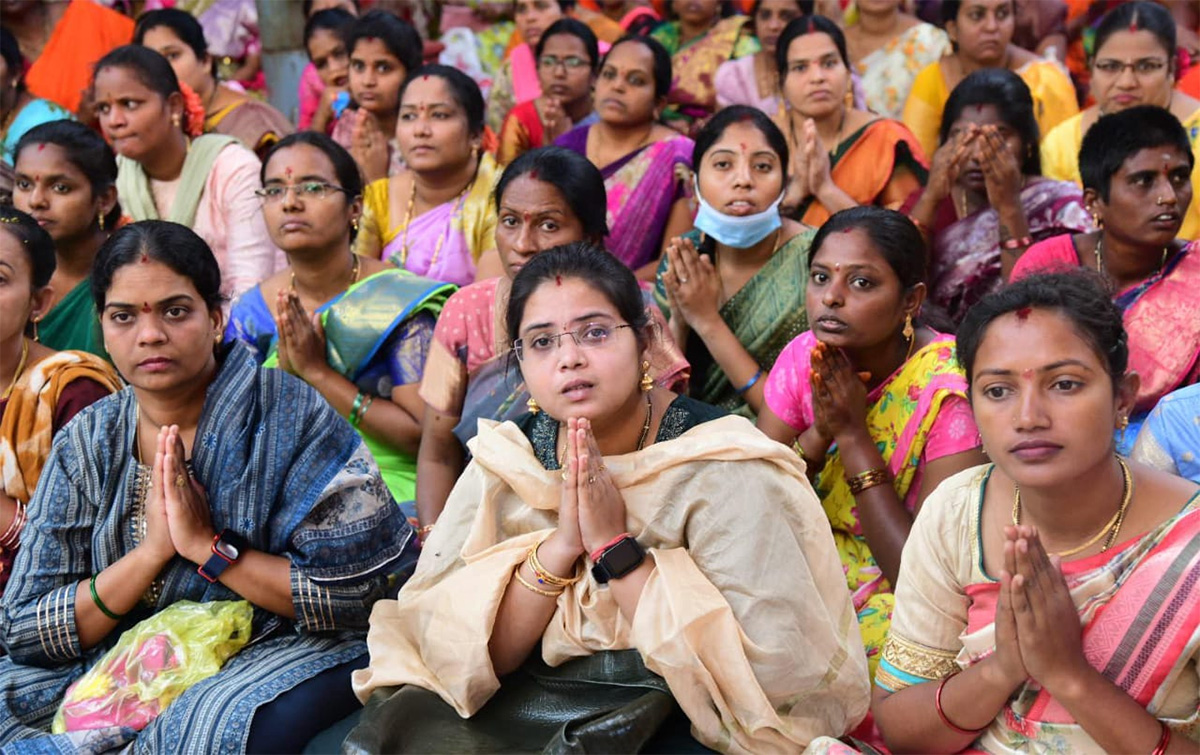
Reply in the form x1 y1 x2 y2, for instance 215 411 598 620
542 531 585 564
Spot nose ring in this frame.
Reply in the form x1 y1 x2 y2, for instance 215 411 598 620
1156 196 1167 206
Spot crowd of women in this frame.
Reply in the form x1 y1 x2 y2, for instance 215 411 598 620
1 0 1200 752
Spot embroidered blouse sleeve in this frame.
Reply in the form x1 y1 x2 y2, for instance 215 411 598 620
0 439 91 665
286 443 419 633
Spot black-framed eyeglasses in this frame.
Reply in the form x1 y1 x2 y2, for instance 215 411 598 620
1093 58 1168 77
254 181 351 202
538 55 591 72
512 323 632 361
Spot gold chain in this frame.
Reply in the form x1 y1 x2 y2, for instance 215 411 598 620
397 178 473 270
1 338 29 401
290 253 360 295
1011 456 1133 558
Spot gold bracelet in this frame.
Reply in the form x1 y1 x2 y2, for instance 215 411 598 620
791 439 806 461
417 523 435 539
847 468 891 495
513 566 563 598
527 537 580 588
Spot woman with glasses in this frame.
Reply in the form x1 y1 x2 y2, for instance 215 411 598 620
350 242 869 752
354 65 501 286
91 45 283 300
226 132 453 505
497 19 600 166
1041 2 1200 240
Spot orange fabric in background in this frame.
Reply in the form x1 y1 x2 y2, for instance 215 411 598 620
1181 65 1200 100
24 0 134 115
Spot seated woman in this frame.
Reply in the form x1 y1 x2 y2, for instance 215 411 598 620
902 0 1077 161
1012 106 1198 456
414 146 687 530
297 7 355 134
225 132 453 506
1134 383 1200 485
354 65 500 286
903 69 1091 324
0 221 417 752
845 0 949 119
656 105 813 418
330 10 423 183
871 271 1200 755
715 0 808 114
485 0 568 135
12 121 121 356
497 18 599 166
650 0 757 135
774 16 929 228
1041 2 1200 241
557 35 694 279
349 242 870 752
0 208 120 599
134 9 293 160
92 45 283 300
756 207 986 677
0 29 72 164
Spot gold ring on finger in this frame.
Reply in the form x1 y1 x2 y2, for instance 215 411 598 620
678 276 689 284
175 473 188 488
588 475 596 485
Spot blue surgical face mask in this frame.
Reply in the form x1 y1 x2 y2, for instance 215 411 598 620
692 180 784 249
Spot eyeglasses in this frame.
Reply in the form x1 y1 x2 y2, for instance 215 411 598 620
254 181 350 202
538 55 591 72
1093 58 1168 77
512 323 632 361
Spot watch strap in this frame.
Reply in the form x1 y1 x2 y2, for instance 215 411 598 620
197 529 247 583
590 535 646 584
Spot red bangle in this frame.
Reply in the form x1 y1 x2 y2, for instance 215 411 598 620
1000 235 1033 251
935 671 987 736
1152 722 1172 755
589 533 630 562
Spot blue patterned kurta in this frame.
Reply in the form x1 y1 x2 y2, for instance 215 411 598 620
0 341 418 753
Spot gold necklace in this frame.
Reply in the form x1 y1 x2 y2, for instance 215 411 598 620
397 177 474 270
1094 234 1171 278
1 339 29 401
1011 456 1133 558
290 253 360 295
556 391 655 469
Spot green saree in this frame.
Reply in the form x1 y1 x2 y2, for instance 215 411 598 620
38 278 106 359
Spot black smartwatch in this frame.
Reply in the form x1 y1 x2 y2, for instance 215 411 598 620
591 535 646 584
198 529 249 583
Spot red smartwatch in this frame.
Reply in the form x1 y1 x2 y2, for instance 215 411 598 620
198 529 249 583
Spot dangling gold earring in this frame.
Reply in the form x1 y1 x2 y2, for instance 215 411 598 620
640 360 653 392
172 113 181 128
98 212 105 231
32 317 41 343
351 216 360 231
526 397 540 414
902 314 915 360
1118 414 1129 446
1092 213 1103 229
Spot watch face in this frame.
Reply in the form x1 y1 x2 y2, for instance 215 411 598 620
600 538 643 574
214 540 241 560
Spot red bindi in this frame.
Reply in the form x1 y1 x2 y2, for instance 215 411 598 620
284 166 293 179
974 104 984 113
555 275 562 286
141 302 152 313
139 253 150 264
1015 307 1031 320
1020 368 1034 380
522 211 533 223
1128 20 1138 33
529 168 539 180
36 143 46 151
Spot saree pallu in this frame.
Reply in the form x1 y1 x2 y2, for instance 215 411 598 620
496 100 545 166
919 177 1091 323
902 58 1079 162
878 465 1200 752
369 153 500 286
420 277 689 449
764 332 973 678
855 22 950 120
1013 237 1200 453
226 269 454 502
1043 108 1200 241
0 341 418 752
557 125 695 270
24 0 134 114
650 16 759 135
777 113 929 227
653 228 813 418
36 279 106 358
352 412 871 751
204 98 294 159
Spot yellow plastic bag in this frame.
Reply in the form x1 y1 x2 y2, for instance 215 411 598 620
53 600 253 733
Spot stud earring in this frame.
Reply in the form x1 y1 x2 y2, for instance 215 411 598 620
526 397 540 414
640 360 653 393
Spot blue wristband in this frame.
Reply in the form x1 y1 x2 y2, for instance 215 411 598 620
736 368 763 395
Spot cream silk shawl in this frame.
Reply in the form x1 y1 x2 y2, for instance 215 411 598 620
354 415 870 753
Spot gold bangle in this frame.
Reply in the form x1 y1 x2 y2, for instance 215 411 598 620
791 439 806 461
513 566 563 598
417 523 435 538
847 468 891 495
527 537 580 588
